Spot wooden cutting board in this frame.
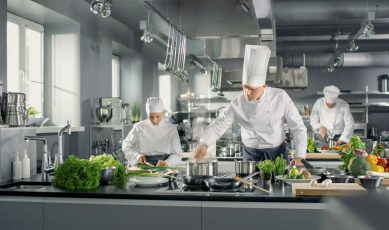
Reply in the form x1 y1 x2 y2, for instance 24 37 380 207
292 183 367 196
306 153 341 160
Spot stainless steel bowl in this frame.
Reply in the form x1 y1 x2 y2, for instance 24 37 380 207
186 161 218 176
358 175 383 189
100 166 116 184
327 175 354 183
96 106 112 123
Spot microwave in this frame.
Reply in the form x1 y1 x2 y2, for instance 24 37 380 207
353 123 367 138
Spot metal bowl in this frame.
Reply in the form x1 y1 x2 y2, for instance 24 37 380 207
100 167 116 184
96 106 112 123
327 175 354 183
358 175 383 189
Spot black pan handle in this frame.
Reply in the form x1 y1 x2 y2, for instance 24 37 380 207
301 159 315 169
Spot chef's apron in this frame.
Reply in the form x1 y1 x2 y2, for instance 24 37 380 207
243 142 289 163
144 154 170 166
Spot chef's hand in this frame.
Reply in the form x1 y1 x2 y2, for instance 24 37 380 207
290 157 304 166
335 140 343 146
137 154 146 164
319 126 327 139
156 160 167 167
194 144 208 161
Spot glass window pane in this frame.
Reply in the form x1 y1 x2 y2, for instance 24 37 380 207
6 21 20 92
26 28 44 116
112 55 120 98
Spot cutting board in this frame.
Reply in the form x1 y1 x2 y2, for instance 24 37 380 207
292 183 367 196
306 153 341 160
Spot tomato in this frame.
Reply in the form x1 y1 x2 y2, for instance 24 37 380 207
371 164 385 172
385 167 389 172
365 154 378 166
377 157 388 167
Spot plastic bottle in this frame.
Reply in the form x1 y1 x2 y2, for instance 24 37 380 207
22 150 30 179
12 152 22 180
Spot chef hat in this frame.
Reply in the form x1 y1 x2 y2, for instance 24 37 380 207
242 45 271 87
323 85 340 103
145 97 165 114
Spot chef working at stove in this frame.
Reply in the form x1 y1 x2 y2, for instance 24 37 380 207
310 85 354 146
122 97 182 167
193 45 307 165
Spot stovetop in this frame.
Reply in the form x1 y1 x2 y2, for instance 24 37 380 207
158 183 257 194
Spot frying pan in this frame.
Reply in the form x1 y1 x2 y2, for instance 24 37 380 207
182 175 213 186
204 178 242 190
301 159 326 175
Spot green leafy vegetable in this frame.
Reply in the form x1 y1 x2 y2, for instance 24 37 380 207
307 137 317 153
53 155 100 191
111 164 130 188
137 164 177 171
339 135 366 171
89 154 117 169
257 160 276 174
90 153 130 187
348 157 370 177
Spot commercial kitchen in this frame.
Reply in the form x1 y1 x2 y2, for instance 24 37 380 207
1 0 389 230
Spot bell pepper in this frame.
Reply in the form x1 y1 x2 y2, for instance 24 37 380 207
377 157 388 167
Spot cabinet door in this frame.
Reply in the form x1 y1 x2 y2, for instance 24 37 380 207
202 201 327 230
0 196 44 230
44 198 201 230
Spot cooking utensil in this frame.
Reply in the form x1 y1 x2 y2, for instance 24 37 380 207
234 160 257 177
326 175 354 183
186 160 218 176
182 175 213 186
357 175 383 189
301 159 314 169
204 177 242 190
233 176 272 194
100 166 115 184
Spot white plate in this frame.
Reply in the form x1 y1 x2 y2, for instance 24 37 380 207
275 175 321 185
131 176 169 186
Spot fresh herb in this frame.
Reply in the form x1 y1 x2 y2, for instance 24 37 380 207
111 164 130 188
137 164 177 171
257 160 276 174
53 155 100 191
89 154 117 169
90 153 130 187
128 172 165 177
27 106 39 117
274 156 288 176
307 137 317 153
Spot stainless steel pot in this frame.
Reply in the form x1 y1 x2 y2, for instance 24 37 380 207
235 161 257 177
186 161 218 176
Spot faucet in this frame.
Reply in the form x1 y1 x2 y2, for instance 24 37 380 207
24 136 53 181
57 120 71 166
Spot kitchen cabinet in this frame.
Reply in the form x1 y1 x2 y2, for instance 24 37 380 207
0 196 44 230
43 198 201 230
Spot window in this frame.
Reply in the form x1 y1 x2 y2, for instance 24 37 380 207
7 13 44 117
112 55 120 98
159 74 172 113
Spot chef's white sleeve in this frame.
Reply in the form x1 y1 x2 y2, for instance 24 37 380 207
122 125 141 166
339 104 354 143
283 91 307 158
309 100 322 132
199 104 235 147
164 127 183 166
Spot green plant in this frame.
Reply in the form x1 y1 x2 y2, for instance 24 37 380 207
27 106 39 117
257 160 276 175
89 153 130 187
131 103 140 122
274 156 288 176
307 137 317 153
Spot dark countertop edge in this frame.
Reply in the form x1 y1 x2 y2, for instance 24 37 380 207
0 190 322 203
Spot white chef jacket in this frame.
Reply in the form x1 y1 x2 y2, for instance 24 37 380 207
200 87 307 158
310 97 354 143
122 118 182 166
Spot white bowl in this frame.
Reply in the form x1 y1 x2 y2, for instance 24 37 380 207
27 118 49 127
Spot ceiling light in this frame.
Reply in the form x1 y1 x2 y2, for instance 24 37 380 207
362 21 375 37
347 40 359 52
90 0 112 18
140 30 154 43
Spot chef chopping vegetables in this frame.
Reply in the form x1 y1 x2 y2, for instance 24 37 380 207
193 45 307 165
310 85 354 146
122 97 182 166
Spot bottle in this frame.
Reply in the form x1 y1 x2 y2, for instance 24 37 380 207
12 152 22 180
22 150 30 179
373 136 386 158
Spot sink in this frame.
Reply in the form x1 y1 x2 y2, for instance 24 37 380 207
0 181 52 190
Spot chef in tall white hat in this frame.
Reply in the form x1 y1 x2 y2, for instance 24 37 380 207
310 85 354 145
122 97 182 166
194 45 307 165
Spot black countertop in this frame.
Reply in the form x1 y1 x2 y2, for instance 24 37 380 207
0 175 326 203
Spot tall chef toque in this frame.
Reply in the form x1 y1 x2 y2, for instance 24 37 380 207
242 45 271 87
146 97 165 114
323 85 340 103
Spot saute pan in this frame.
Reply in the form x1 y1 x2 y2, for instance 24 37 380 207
204 177 242 190
182 175 213 186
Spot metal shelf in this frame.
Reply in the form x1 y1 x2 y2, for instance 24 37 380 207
178 96 230 103
90 124 123 131
317 91 389 96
